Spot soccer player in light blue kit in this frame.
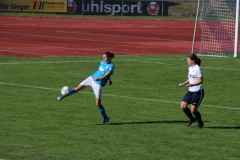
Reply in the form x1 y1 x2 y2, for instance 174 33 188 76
179 54 204 128
57 51 115 125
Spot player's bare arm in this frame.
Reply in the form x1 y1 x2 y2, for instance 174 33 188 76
108 77 113 85
179 79 189 87
186 77 203 87
94 71 111 81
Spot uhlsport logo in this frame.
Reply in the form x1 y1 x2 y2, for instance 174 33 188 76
147 2 159 15
68 0 77 13
81 1 142 14
33 1 46 9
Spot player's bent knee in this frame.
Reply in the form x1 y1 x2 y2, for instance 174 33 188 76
180 106 186 110
180 102 188 110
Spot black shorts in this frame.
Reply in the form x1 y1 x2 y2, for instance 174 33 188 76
182 89 204 107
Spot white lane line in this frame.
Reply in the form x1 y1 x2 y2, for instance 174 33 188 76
0 49 50 56
0 60 99 65
0 31 152 45
55 30 184 42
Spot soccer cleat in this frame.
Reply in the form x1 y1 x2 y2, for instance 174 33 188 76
57 95 64 101
186 118 196 127
197 123 204 128
103 117 110 125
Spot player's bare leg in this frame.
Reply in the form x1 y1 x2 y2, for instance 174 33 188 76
57 84 86 101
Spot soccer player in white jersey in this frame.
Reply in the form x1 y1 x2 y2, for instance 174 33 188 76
57 51 115 125
179 54 204 128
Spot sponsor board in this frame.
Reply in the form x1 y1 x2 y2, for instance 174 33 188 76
0 0 67 12
67 0 168 16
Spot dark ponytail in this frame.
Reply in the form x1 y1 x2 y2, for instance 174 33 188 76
196 58 201 66
105 51 115 58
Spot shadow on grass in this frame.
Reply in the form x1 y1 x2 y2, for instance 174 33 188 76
105 121 239 129
108 120 192 125
205 126 240 129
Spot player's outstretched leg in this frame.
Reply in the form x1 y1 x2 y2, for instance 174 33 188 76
57 88 76 101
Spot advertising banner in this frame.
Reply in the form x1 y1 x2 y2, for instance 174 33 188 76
67 0 168 16
0 0 67 12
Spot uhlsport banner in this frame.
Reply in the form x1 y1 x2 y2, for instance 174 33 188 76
67 0 168 16
0 0 67 12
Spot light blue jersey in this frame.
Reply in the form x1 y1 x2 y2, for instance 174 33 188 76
91 60 114 87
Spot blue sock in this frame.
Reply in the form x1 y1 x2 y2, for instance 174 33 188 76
62 88 76 98
99 105 108 118
70 88 76 94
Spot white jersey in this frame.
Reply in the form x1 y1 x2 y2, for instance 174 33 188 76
188 65 203 92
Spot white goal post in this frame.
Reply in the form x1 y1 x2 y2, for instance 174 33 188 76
192 0 239 57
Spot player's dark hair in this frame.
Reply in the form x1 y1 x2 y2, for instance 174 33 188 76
188 54 201 66
105 51 115 58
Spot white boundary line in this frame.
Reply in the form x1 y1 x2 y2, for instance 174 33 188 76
0 82 239 110
0 59 238 72
127 60 240 71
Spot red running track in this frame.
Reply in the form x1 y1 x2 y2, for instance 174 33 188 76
0 16 201 57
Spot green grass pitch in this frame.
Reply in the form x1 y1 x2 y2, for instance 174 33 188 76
0 54 240 160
